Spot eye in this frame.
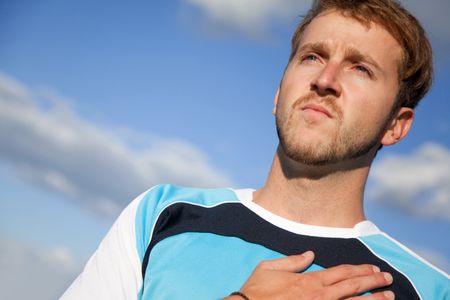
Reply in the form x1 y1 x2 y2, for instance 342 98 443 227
303 54 319 62
300 54 320 64
355 65 369 73
353 64 373 78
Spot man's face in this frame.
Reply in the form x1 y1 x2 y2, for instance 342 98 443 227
275 10 403 165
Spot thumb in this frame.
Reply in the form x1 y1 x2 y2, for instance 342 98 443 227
262 251 315 273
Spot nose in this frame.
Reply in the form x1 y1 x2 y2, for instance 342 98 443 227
310 63 342 97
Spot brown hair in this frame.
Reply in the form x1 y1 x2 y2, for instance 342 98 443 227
289 0 433 109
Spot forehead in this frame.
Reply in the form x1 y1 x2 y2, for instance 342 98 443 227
299 11 402 69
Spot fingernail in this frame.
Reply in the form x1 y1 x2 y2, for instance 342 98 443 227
372 265 380 272
383 290 395 300
302 251 314 258
383 272 393 284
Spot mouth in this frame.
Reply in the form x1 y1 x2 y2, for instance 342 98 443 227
301 104 332 118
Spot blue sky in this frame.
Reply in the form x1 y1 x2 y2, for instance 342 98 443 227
0 1 449 299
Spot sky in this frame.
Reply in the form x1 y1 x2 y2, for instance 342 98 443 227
0 1 449 299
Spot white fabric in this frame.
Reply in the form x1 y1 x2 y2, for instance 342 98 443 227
235 188 381 238
60 191 146 300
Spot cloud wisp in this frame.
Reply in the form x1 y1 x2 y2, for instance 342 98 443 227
181 0 311 39
369 143 450 220
180 0 450 61
0 236 80 300
0 72 233 217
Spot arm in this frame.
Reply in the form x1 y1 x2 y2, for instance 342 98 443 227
60 193 146 300
226 251 395 300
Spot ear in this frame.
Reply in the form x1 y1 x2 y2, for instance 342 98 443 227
273 88 280 115
380 107 414 146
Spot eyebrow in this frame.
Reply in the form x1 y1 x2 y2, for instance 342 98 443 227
344 47 381 71
297 42 331 59
297 42 382 71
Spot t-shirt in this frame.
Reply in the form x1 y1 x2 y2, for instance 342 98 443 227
61 184 450 300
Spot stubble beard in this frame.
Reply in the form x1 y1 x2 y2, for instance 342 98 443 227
275 93 391 166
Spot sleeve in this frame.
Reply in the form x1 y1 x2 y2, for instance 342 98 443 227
60 190 149 300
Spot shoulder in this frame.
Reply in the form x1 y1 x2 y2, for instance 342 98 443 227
358 232 450 299
133 184 241 257
134 183 241 229
136 184 241 214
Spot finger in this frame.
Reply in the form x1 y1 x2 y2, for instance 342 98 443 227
347 290 395 300
258 251 315 273
317 264 380 285
325 271 393 299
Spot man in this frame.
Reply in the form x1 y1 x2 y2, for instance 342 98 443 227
62 0 449 299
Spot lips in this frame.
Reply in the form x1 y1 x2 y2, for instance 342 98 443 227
301 103 332 118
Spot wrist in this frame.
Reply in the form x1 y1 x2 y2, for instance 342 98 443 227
228 291 250 300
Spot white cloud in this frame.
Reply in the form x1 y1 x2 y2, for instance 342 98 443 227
0 236 80 300
181 0 312 38
0 72 233 217
369 143 450 219
180 0 450 61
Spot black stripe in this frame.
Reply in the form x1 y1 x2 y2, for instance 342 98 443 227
142 202 419 299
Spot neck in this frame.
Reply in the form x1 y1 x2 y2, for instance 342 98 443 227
253 146 375 228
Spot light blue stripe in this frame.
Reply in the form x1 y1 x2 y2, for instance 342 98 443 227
135 185 162 260
360 234 450 299
142 232 324 300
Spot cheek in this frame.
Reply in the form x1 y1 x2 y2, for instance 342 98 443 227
343 98 391 135
342 73 398 104
280 79 312 105
343 78 397 112
276 101 293 125
282 64 318 92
